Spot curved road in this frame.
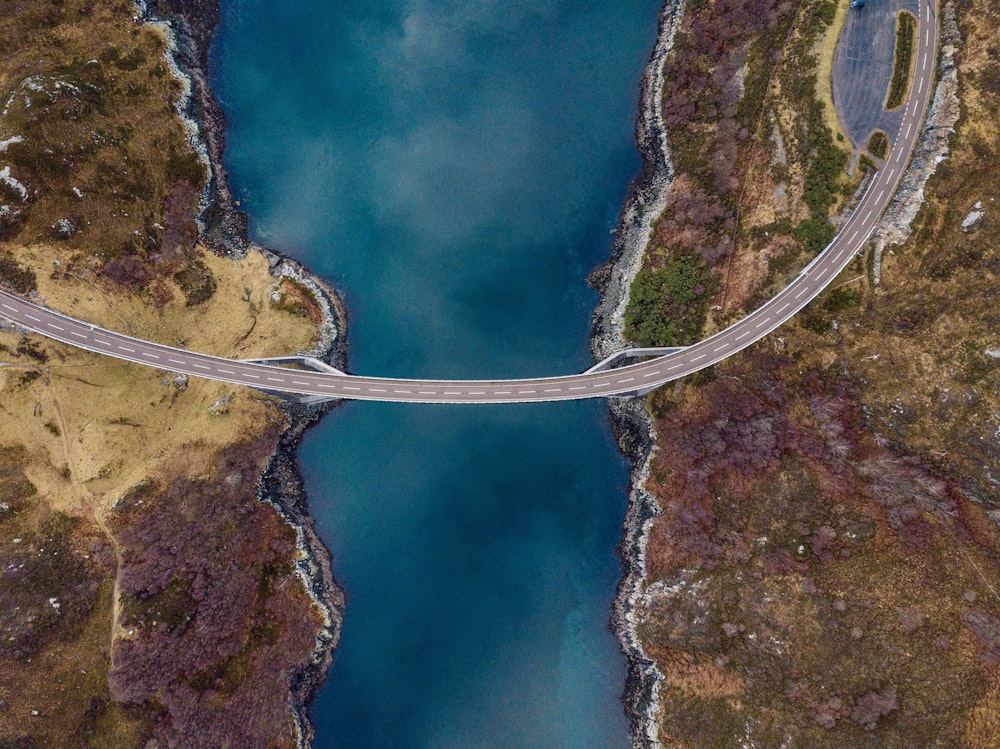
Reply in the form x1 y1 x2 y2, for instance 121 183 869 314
0 3 938 404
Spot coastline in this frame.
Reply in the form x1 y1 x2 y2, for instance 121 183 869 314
133 1 349 745
592 1 962 746
589 1 685 746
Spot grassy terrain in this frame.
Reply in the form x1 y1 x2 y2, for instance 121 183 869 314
625 0 856 348
640 0 1000 744
0 1 328 745
887 11 917 109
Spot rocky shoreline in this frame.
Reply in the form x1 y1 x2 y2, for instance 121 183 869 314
590 1 965 746
589 1 685 746
133 1 349 745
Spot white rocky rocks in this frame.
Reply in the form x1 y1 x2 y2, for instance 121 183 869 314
961 200 984 231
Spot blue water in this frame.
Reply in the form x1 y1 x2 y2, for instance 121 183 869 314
211 1 659 746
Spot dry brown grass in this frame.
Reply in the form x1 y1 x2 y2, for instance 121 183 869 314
816 0 851 141
0 1 325 743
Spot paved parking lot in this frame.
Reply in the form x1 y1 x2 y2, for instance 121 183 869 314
832 0 922 152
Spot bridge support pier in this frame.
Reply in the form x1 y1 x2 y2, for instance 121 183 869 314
241 355 345 375
584 346 685 375
241 355 344 405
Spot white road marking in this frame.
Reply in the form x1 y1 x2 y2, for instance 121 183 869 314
71 331 87 339
594 382 612 387
495 390 512 395
755 318 770 329
569 385 586 390
904 122 912 139
393 389 412 394
142 352 159 359
544 388 563 393
25 314 39 322
370 388 387 393
713 343 729 353
776 302 791 314
735 329 751 340
469 391 486 396
48 323 64 331
691 354 707 362
795 286 809 299
193 363 210 371
445 391 462 396
1 304 15 312
244 373 260 380
267 377 285 383
168 358 185 365
643 371 659 378
95 339 112 347
342 386 360 391
667 362 684 371
617 377 635 383
419 391 437 395
519 390 537 394
218 368 235 375
293 381 311 386
118 345 135 353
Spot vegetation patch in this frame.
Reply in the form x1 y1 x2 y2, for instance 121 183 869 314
173 259 217 306
625 253 714 346
272 276 323 323
0 254 36 294
886 11 917 109
867 130 889 160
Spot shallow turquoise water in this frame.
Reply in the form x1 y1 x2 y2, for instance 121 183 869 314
212 1 659 746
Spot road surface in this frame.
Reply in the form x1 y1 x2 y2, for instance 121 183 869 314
0 1 938 404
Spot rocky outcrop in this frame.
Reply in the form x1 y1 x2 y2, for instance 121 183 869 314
870 1 960 284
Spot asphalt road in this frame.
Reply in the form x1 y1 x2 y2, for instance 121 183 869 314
0 1 938 405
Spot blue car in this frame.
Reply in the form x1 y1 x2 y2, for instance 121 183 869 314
850 0 865 7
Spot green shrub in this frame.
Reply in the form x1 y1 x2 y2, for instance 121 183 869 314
868 130 889 160
173 260 216 306
625 252 714 346
0 255 37 293
887 12 917 109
